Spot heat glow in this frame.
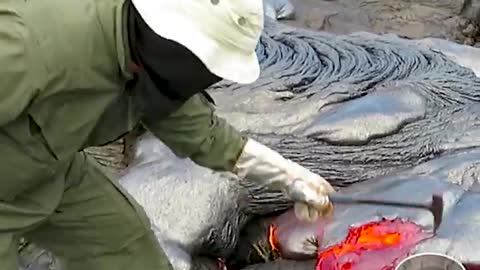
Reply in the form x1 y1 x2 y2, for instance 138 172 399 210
316 218 429 270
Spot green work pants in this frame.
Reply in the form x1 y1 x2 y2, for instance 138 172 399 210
0 152 172 270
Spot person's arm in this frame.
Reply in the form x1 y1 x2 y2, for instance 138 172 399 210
142 93 335 222
141 92 246 172
128 0 334 222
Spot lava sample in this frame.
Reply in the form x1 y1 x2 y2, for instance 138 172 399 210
316 218 430 270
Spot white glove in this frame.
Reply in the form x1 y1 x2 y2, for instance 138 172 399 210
233 138 335 222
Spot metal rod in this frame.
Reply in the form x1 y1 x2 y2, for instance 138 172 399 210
329 194 430 210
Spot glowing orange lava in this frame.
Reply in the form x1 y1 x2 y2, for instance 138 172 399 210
316 218 430 270
268 224 280 254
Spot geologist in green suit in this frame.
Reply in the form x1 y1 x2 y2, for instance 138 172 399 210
0 0 336 269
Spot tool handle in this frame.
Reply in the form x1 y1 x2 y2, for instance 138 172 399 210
329 194 429 209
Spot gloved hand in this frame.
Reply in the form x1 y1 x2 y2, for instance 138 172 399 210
233 138 335 222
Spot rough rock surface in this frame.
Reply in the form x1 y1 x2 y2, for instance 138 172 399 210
117 132 291 270
210 19 480 187
286 0 480 46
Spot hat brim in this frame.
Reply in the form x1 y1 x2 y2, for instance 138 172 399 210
131 1 261 84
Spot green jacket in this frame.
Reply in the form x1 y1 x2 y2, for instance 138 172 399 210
0 0 246 199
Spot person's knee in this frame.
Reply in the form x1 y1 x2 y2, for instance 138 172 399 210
26 153 165 266
62 232 173 270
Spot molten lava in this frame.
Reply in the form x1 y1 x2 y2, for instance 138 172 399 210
268 224 281 254
316 218 430 270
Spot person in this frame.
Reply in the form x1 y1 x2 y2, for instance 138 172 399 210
0 0 335 269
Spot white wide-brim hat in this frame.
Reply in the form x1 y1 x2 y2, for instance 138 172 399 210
131 0 264 84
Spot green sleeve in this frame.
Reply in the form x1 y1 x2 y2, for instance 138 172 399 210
142 93 247 172
0 9 42 126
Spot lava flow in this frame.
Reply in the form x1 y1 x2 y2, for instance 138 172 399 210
268 224 281 254
316 218 430 270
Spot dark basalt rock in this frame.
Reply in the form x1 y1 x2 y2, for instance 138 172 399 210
210 19 480 187
286 0 480 46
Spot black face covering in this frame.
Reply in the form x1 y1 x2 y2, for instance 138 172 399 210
127 2 221 119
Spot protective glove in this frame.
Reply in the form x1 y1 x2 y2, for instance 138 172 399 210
233 138 335 222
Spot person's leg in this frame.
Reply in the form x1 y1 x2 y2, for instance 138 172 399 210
25 152 173 270
0 176 65 270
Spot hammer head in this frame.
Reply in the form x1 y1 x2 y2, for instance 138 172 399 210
429 194 444 234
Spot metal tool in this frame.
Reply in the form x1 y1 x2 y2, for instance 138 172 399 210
395 252 465 270
328 193 444 233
